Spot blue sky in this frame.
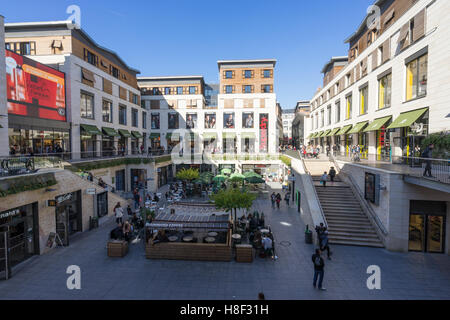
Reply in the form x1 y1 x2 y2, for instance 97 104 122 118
1 0 373 109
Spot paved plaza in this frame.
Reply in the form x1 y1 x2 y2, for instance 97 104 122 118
0 184 449 300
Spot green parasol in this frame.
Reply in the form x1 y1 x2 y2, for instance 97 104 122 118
220 168 232 175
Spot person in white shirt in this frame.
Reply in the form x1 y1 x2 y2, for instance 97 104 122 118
114 202 124 224
261 236 273 258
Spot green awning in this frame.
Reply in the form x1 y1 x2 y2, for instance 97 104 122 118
166 133 180 141
311 132 319 138
387 108 428 129
203 132 217 139
321 130 331 137
328 128 341 136
317 131 324 138
80 124 101 136
241 132 256 139
223 132 236 139
102 127 120 137
118 129 131 138
307 133 313 139
149 133 160 139
348 121 369 134
336 125 353 135
363 116 392 132
131 131 143 139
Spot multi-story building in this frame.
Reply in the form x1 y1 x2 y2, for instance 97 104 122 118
291 101 311 148
281 108 295 142
304 0 450 254
4 21 145 160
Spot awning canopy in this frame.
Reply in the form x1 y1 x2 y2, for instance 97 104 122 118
166 133 180 141
328 128 341 136
307 133 313 139
321 129 331 137
102 127 120 137
118 129 131 138
223 132 237 139
317 131 324 138
80 124 101 136
387 108 428 129
348 121 369 134
337 125 353 135
149 213 230 231
203 132 217 140
150 133 160 139
363 116 392 132
241 132 256 139
131 131 143 139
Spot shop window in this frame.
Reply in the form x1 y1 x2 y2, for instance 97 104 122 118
119 105 127 125
346 95 352 120
359 86 368 115
80 92 94 119
406 54 427 101
378 73 392 109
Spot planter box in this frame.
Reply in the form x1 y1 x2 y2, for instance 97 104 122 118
107 240 128 257
236 244 253 263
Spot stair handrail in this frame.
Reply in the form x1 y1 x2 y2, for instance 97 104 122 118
329 154 388 237
300 156 328 229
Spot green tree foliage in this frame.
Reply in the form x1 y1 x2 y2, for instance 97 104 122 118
420 131 450 158
176 168 200 181
280 155 292 167
211 187 256 228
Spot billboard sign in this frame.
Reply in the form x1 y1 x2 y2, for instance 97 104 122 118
5 50 66 121
259 113 269 153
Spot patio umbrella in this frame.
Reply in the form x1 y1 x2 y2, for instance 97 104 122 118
220 168 232 175
246 176 265 184
229 172 245 181
213 175 228 183
244 171 262 179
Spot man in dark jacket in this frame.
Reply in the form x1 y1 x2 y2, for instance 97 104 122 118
328 167 337 182
422 144 434 178
312 249 326 290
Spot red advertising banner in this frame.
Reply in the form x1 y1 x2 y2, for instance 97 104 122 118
5 50 66 121
259 113 269 153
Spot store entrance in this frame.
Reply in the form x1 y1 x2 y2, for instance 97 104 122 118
409 201 446 253
55 191 82 246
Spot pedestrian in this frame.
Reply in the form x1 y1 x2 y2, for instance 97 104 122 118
127 204 133 217
312 248 326 290
284 192 290 206
422 144 434 178
114 202 124 225
320 230 332 260
270 192 276 209
326 145 330 157
328 167 336 182
320 171 328 187
133 189 140 209
276 193 281 209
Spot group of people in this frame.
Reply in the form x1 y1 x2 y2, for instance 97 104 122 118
270 192 290 209
111 202 144 242
319 167 337 187
312 223 333 291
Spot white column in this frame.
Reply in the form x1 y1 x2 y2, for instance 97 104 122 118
368 131 377 161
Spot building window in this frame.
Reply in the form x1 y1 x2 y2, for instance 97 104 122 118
335 100 341 123
102 100 113 123
6 41 36 55
262 85 272 93
176 87 183 95
119 105 127 125
168 113 179 129
359 86 368 115
189 86 197 94
225 70 233 79
131 108 138 127
327 105 331 125
152 88 161 95
244 70 253 78
80 92 94 119
164 87 171 95
346 95 352 120
320 110 324 127
132 94 138 105
378 73 392 109
83 48 98 66
225 85 233 94
186 113 197 129
345 73 351 87
406 53 427 101
243 85 253 93
263 69 272 78
142 112 147 129
110 65 120 79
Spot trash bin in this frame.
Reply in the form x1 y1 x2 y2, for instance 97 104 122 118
305 230 313 244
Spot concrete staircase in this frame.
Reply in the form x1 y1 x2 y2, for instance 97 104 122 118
314 183 383 248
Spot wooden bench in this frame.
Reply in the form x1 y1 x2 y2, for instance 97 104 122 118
236 244 253 263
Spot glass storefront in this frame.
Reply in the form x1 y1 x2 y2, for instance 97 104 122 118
9 128 70 156
408 200 446 253
358 132 368 159
376 126 391 161
97 192 108 218
101 136 115 157
81 134 97 159
131 169 147 190
55 191 82 246
241 138 255 153
0 203 39 269
118 137 128 156
345 134 353 156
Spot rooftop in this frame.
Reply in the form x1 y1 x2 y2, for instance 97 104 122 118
321 56 349 74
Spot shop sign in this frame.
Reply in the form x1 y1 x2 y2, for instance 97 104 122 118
56 193 73 204
0 208 20 220
86 188 96 195
47 200 57 207
259 114 269 152
150 223 183 229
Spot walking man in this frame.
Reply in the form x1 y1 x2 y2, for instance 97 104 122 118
328 167 336 182
312 249 326 290
276 193 281 209
320 171 328 187
320 230 332 260
422 144 434 178
284 192 290 206
270 192 276 209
